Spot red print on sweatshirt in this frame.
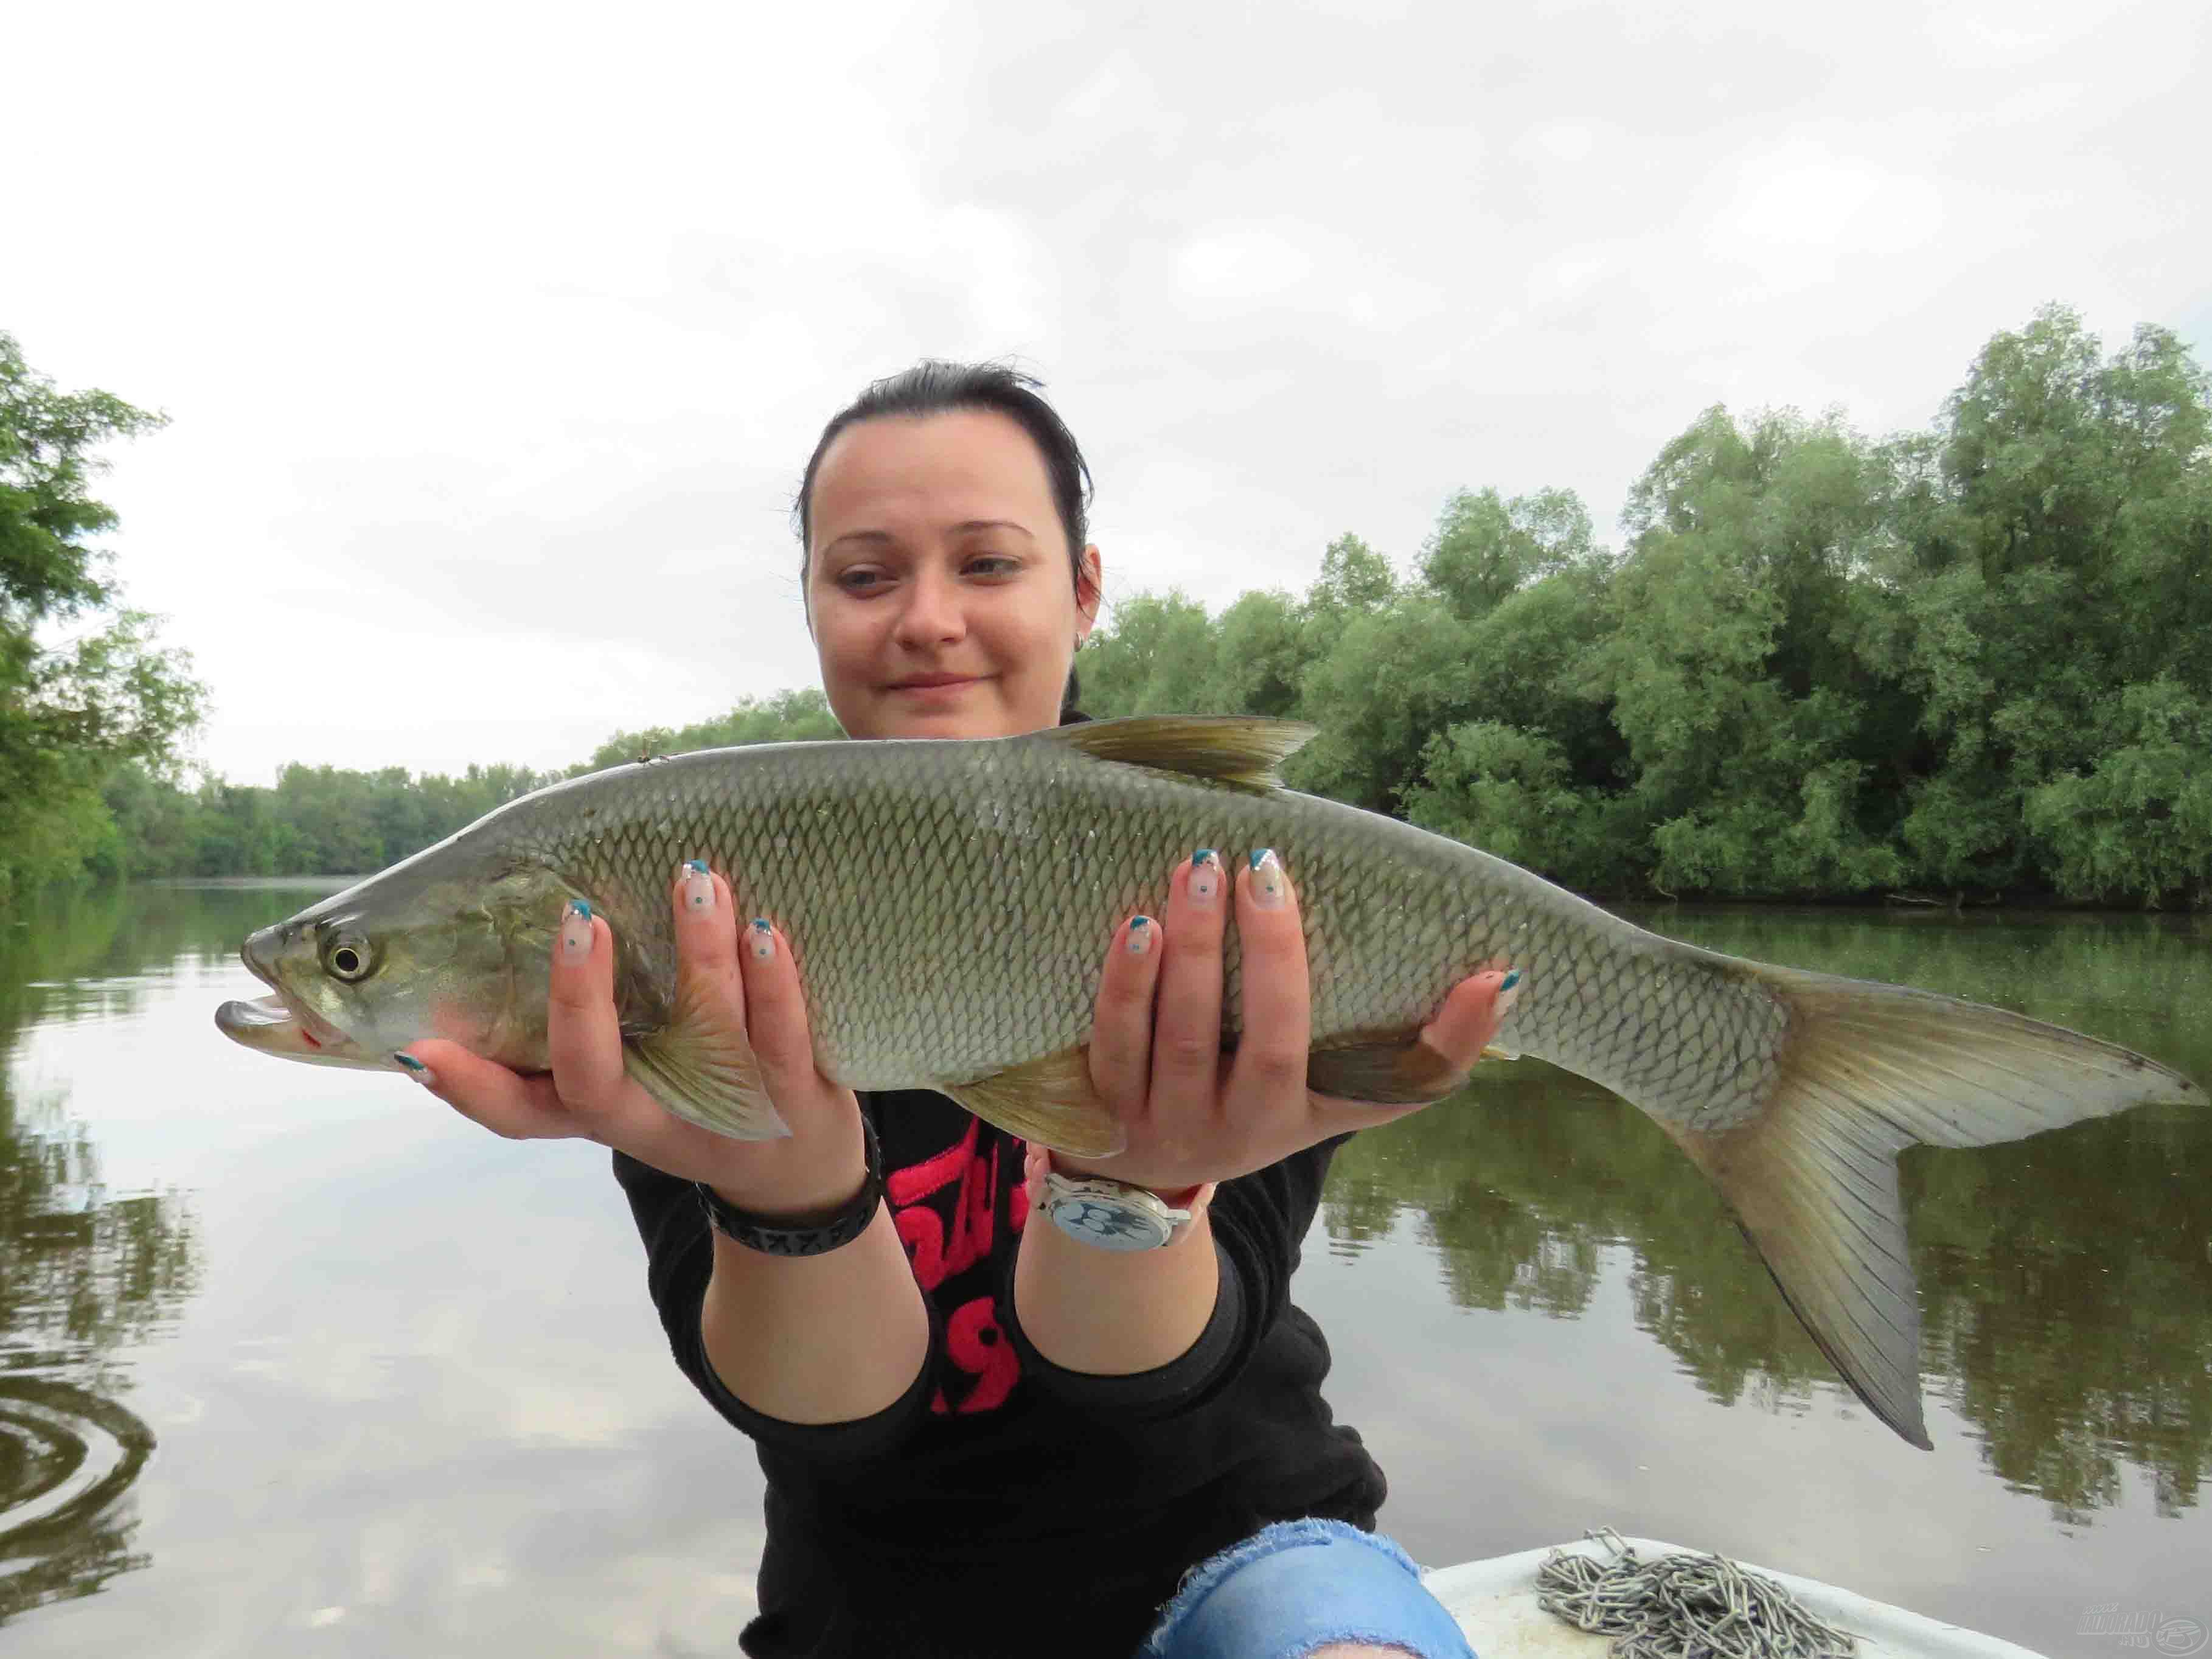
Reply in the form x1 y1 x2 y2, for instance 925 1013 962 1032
888 1121 1026 1415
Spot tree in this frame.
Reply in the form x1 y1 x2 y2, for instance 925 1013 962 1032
1076 591 1218 718
1306 532 1396 619
1 335 203 899
1420 486 1595 621
1200 589 1316 718
1581 407 1907 896
1881 307 2212 898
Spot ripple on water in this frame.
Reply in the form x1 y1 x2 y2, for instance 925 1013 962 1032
0 1377 156 1621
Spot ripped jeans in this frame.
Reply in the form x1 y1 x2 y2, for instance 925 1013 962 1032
1140 1518 1478 1659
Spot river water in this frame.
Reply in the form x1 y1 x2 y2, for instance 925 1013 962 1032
1 882 2206 1657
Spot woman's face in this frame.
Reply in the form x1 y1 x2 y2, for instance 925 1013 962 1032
805 409 1101 741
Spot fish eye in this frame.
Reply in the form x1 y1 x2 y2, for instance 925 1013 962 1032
324 934 376 982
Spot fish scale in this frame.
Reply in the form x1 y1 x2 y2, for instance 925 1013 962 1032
219 715 2205 1450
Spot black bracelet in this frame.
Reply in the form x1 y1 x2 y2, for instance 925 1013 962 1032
694 1115 884 1257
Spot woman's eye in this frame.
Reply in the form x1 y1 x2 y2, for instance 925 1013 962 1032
965 555 1018 576
835 568 885 593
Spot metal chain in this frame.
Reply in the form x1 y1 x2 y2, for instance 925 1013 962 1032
1536 1529 1858 1658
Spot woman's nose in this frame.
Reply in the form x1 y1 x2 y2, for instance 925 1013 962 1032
894 569 966 647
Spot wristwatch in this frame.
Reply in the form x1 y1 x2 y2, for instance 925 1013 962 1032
1024 1144 1216 1252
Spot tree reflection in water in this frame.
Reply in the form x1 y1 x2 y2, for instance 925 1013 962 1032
1322 908 2212 1527
1 886 200 1623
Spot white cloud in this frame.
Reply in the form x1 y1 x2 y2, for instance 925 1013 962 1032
1177 223 1320 302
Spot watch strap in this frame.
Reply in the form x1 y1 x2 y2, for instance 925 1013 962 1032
695 1115 883 1257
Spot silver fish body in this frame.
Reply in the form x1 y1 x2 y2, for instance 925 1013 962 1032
218 717 2207 1448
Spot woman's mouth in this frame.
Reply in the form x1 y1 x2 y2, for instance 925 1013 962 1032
886 673 986 693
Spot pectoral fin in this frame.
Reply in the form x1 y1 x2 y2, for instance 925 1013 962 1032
1306 1028 1469 1105
626 1024 793 1141
940 1048 1125 1157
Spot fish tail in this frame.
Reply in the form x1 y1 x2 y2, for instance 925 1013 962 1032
1661 962 2205 1450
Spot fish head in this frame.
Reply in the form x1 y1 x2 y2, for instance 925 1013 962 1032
221 853 574 1072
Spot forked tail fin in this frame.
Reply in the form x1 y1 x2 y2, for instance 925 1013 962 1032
1663 966 2205 1449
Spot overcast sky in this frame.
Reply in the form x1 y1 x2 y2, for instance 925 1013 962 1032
10 0 2207 785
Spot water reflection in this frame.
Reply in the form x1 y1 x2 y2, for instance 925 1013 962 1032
1322 906 2212 1528
1 887 207 1622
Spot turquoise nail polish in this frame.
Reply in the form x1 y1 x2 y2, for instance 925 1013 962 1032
1130 915 1150 930
392 1051 427 1073
1194 848 1216 866
686 858 708 874
569 899 593 920
751 917 771 933
1500 969 1521 991
1250 849 1273 871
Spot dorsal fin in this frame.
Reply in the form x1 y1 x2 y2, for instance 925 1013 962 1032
1039 715 1316 794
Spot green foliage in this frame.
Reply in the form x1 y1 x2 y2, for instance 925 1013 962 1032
1 335 204 902
1307 532 1396 618
1079 591 1219 718
1421 486 1593 621
1290 593 1481 810
1588 408 1910 896
1879 307 2212 899
1201 589 1314 718
2023 678 2212 906
1405 722 1638 896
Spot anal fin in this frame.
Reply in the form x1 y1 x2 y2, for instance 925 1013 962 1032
626 1024 793 1141
941 1047 1125 1158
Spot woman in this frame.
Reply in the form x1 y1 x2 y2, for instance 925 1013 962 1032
402 363 1510 1658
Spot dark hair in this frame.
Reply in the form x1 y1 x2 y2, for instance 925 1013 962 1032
794 360 1096 716
794 360 1094 588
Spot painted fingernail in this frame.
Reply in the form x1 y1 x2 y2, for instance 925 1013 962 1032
1250 849 1285 908
1496 968 1523 1017
681 859 714 914
1190 849 1221 905
750 918 775 961
560 900 593 964
392 1051 438 1088
1127 915 1155 956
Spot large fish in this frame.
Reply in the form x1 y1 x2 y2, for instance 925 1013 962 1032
216 716 2203 1447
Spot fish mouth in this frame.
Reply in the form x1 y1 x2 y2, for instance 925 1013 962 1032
215 992 385 1070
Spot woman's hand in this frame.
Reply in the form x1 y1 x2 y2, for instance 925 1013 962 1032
399 865 867 1217
1077 850 1512 1194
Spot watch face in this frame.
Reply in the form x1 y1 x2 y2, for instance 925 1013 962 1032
1048 1194 1173 1252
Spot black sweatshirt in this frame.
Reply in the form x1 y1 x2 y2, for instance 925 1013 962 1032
613 1088 1386 1658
